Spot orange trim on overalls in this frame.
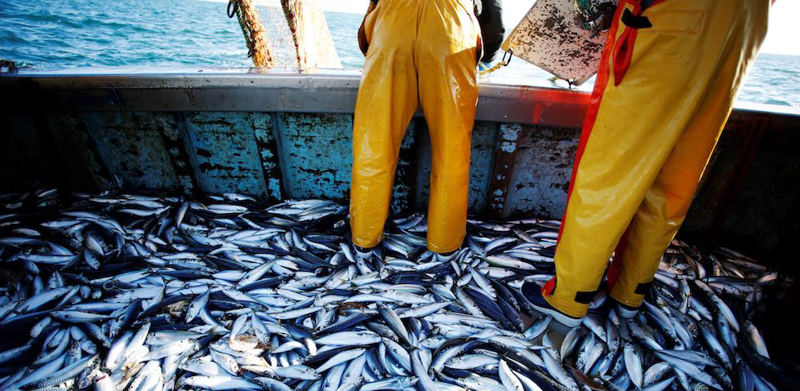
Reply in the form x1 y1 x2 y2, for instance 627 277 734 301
544 0 629 297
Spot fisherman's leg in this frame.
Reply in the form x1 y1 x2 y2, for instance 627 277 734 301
416 0 481 254
609 0 769 311
350 1 420 249
531 0 769 321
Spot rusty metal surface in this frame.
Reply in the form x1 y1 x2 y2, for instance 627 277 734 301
159 113 200 194
274 113 354 200
486 124 522 218
182 113 270 197
254 115 284 202
80 112 182 190
501 0 607 84
504 126 580 219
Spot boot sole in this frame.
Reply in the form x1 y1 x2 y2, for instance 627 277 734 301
529 302 582 328
616 304 639 319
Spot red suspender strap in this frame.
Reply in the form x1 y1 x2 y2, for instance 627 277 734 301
613 0 657 85
613 1 644 85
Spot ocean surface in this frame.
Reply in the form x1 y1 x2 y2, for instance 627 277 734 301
1 0 799 108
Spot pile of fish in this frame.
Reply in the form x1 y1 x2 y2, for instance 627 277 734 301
0 188 796 391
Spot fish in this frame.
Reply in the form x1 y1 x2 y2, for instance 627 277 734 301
184 375 261 390
744 320 770 359
499 359 524 391
542 348 580 391
523 315 551 341
377 303 411 346
623 343 643 389
0 189 791 391
314 331 381 346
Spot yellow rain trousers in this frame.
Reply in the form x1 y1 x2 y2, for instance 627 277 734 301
542 0 769 318
350 0 481 253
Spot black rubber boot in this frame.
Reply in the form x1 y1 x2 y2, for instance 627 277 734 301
521 281 583 328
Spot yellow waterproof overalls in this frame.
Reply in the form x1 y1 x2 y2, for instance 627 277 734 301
350 0 481 253
543 0 770 318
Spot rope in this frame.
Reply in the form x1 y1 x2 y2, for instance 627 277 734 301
227 0 274 68
478 61 506 76
478 49 513 77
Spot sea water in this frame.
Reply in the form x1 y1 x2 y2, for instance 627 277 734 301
1 0 798 108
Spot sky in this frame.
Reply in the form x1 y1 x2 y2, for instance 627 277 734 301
312 0 800 56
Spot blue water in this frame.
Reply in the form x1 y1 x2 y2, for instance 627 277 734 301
1 0 799 108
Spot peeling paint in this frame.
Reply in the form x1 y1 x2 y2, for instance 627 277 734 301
501 125 520 141
80 112 181 190
182 112 268 197
500 141 517 153
1 94 797 270
252 114 283 202
160 113 198 193
275 113 354 200
486 123 522 217
504 124 579 219
26 111 579 218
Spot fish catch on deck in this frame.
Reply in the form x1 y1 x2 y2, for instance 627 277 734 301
0 189 794 391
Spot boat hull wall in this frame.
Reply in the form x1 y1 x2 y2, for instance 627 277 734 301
1 70 798 270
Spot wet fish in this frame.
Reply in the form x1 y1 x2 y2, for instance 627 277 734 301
0 190 790 391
